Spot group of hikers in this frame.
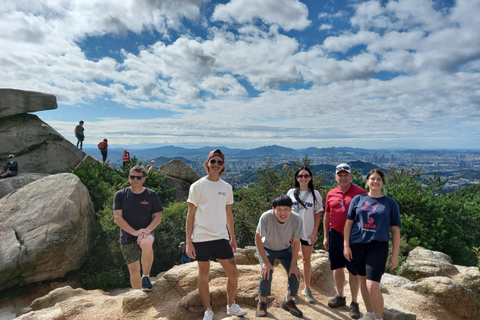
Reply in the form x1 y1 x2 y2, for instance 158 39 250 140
75 120 156 170
113 149 401 320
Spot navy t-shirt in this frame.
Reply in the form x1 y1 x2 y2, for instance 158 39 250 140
347 194 402 244
113 187 163 244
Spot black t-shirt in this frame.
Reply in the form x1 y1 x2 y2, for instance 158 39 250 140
113 187 163 244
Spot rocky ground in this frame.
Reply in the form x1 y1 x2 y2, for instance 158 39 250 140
0 248 473 320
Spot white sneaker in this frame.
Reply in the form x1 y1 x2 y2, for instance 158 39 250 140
203 308 214 320
227 302 247 316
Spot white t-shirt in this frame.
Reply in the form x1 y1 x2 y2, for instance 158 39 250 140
287 188 324 241
256 209 304 251
187 176 234 242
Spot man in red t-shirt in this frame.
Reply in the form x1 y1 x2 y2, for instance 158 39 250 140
323 163 366 319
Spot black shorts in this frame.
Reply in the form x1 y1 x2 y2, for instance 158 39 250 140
328 229 357 275
350 241 388 282
300 239 312 246
193 239 234 262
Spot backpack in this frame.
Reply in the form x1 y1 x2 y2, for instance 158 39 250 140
98 141 107 151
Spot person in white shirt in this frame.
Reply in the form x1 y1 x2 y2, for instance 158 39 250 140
287 166 323 303
185 149 247 320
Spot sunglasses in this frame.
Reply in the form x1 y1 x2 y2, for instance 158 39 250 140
209 159 224 165
297 174 310 179
129 175 144 180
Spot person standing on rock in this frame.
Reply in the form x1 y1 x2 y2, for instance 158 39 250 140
98 139 108 163
0 154 18 178
287 166 323 304
74 120 85 150
324 163 366 319
255 194 304 318
113 164 163 292
185 149 247 320
344 169 402 320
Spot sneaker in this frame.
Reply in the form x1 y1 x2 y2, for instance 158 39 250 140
359 313 375 320
349 301 360 319
227 302 247 316
328 294 346 308
256 301 267 317
281 300 303 318
203 308 214 320
141 276 152 292
302 288 314 303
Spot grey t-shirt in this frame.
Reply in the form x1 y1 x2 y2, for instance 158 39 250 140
256 209 304 251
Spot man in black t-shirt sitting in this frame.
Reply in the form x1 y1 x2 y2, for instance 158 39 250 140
113 165 163 291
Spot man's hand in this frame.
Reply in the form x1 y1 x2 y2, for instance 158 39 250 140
186 242 196 259
261 262 273 280
230 238 238 253
289 265 301 281
323 237 329 251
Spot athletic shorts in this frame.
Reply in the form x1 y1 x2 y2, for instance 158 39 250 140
328 229 357 275
193 239 234 262
350 241 388 282
300 239 312 246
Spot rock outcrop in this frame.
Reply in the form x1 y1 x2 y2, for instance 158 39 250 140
0 173 94 292
158 159 201 201
400 246 480 319
11 247 479 320
0 173 48 199
158 159 200 184
0 89 95 174
0 88 57 117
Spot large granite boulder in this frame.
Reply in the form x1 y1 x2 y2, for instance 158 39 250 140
158 159 200 184
397 246 458 280
0 173 94 291
0 88 57 118
0 114 94 174
0 173 48 199
161 175 191 202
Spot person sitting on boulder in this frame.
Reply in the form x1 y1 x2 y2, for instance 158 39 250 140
0 154 18 178
255 194 304 318
122 149 130 168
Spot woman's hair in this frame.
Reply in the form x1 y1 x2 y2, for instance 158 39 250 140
272 194 293 208
366 168 385 183
365 169 387 195
202 160 226 176
293 166 317 208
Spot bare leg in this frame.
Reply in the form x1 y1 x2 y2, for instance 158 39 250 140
139 234 154 275
359 275 373 312
349 272 360 303
218 257 239 307
301 244 314 288
333 268 346 296
367 280 383 319
197 261 212 310
127 260 142 289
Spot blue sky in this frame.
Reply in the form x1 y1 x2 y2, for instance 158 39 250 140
2 0 479 149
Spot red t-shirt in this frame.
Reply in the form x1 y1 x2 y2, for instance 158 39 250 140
325 184 367 233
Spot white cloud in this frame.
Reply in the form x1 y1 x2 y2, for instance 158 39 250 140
211 0 310 31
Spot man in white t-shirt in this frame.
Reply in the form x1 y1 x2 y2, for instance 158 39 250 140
185 149 247 320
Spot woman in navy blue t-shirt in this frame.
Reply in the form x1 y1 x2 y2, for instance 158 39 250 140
343 169 401 320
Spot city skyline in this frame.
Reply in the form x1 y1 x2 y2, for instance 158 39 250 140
2 0 480 149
